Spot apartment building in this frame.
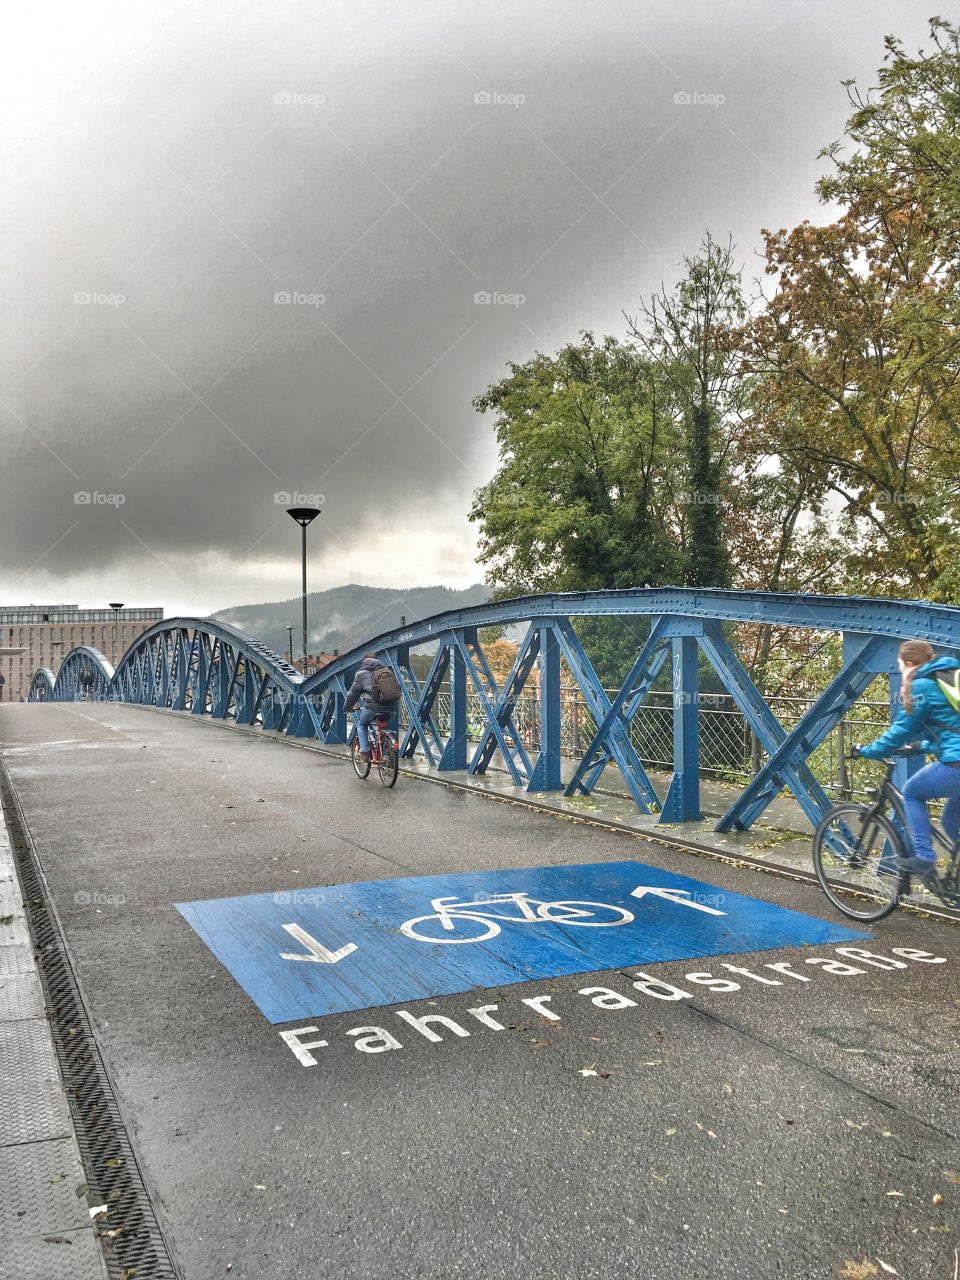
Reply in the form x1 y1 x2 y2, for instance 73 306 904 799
0 604 164 702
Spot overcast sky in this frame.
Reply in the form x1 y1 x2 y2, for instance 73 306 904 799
0 0 937 617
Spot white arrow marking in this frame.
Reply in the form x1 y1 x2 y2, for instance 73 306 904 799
630 886 726 916
280 922 358 964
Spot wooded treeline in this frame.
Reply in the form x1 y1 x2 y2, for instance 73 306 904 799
469 22 960 687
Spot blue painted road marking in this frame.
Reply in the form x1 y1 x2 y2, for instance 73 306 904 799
177 860 868 1024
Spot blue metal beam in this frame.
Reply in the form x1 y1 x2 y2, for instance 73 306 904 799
659 631 703 823
28 591 960 842
565 617 669 805
527 624 562 792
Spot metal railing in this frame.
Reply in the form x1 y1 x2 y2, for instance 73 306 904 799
406 687 892 802
28 588 960 832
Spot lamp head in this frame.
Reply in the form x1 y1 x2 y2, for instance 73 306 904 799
286 507 321 526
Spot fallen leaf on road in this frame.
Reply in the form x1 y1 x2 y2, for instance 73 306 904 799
0 916 13 925
840 1261 878 1279
885 1191 903 1197
933 1193 945 1206
876 1262 898 1275
665 1127 677 1136
944 1171 960 1184
846 1120 865 1129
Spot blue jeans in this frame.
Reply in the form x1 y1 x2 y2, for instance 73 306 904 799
356 706 380 754
902 761 960 862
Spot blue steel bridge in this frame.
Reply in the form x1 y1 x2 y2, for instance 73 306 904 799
27 587 960 834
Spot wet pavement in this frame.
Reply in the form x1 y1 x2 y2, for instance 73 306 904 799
1 702 957 1280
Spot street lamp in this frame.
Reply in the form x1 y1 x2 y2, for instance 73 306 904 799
286 507 321 667
108 602 124 666
286 624 294 665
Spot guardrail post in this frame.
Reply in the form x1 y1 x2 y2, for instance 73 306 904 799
659 630 703 822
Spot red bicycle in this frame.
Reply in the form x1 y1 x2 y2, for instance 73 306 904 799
351 713 399 788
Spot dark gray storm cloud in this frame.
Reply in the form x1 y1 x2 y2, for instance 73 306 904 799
0 0 937 611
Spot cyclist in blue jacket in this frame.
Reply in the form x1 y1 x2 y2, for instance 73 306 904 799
857 639 960 881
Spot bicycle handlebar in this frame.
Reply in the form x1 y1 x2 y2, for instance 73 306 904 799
846 745 927 762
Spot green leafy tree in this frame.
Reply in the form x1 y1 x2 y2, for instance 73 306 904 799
470 333 685 682
470 333 684 595
627 233 746 588
740 20 960 601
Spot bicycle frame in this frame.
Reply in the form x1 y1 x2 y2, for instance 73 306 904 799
869 761 957 857
862 757 960 902
353 713 393 760
429 892 543 928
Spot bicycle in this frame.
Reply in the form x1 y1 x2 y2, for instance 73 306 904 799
399 890 634 944
812 747 960 922
351 712 399 788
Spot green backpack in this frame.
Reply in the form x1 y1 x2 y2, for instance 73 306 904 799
935 668 960 713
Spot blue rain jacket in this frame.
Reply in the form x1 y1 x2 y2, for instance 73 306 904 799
859 655 960 764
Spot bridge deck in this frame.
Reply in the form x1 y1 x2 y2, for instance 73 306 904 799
1 702 957 1280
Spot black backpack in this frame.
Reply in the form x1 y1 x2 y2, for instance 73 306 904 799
372 665 401 705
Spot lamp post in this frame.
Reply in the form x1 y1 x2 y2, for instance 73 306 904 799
286 507 321 668
108 602 124 666
286 624 294 665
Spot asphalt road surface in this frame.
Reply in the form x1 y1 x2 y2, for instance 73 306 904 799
1 702 958 1280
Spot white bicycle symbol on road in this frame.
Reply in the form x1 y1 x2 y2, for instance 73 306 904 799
399 891 635 944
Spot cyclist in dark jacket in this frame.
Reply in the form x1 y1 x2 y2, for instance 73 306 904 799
858 639 960 880
344 653 385 763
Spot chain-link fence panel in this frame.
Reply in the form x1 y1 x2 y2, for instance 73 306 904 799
398 674 897 802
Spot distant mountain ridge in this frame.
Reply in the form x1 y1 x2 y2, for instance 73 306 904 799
211 583 491 658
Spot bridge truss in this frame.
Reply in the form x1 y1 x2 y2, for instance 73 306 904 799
26 589 960 832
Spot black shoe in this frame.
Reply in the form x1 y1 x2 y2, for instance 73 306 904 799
890 854 939 884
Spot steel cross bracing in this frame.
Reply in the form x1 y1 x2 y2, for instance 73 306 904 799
25 588 960 833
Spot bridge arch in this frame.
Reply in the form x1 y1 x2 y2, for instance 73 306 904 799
28 667 57 702
26 588 960 833
46 645 115 703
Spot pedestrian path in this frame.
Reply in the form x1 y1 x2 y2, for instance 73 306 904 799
0 815 106 1280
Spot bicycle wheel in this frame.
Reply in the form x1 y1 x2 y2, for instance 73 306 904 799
812 804 905 922
378 739 399 788
538 900 634 927
351 736 371 779
400 912 500 943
